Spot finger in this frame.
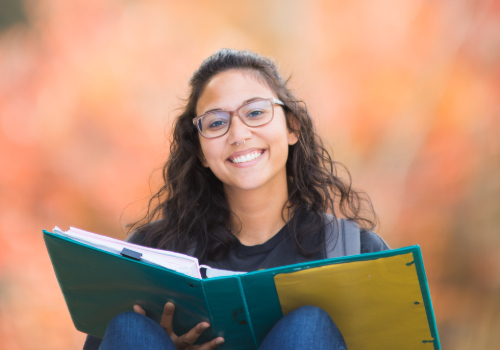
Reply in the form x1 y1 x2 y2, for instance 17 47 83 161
175 322 211 348
159 302 175 334
197 337 225 350
133 304 146 316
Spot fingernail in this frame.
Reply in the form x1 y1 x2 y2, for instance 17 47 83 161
216 338 224 345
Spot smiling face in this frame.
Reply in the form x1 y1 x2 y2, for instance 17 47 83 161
196 69 298 194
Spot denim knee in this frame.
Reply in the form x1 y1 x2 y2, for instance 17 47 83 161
100 311 174 350
105 311 153 336
287 305 335 326
260 306 347 350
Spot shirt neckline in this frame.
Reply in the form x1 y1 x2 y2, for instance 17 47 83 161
232 224 288 256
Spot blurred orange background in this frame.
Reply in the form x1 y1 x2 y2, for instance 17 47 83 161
1 0 499 349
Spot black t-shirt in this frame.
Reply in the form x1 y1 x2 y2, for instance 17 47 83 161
202 221 389 272
83 214 389 350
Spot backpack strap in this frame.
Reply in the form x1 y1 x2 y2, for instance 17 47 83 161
323 214 361 259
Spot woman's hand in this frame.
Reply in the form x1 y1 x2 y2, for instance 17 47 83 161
133 302 224 350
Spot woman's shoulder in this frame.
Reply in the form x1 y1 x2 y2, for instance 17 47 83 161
124 220 165 247
360 229 390 253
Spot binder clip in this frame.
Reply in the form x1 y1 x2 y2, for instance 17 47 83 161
120 248 142 261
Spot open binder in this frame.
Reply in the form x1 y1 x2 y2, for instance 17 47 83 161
43 228 440 350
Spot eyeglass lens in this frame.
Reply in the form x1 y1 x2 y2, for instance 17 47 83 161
198 99 274 138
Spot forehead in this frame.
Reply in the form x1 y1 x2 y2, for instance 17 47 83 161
196 69 276 115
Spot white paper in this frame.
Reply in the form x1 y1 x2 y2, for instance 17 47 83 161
201 265 246 278
53 226 202 279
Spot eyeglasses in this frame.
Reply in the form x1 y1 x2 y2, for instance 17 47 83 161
192 98 285 139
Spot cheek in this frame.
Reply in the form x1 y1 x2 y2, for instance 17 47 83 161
199 139 223 168
269 120 293 150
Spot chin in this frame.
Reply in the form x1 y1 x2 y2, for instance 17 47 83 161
225 178 267 192
232 182 264 191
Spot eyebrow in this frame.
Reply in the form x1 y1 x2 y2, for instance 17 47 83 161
202 97 267 115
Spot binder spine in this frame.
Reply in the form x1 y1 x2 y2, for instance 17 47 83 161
203 277 257 350
236 277 258 349
200 282 218 336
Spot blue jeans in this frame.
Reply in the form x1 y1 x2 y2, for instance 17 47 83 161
99 305 347 350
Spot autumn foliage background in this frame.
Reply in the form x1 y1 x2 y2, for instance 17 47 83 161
1 0 499 349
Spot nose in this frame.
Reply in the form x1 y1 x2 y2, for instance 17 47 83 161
227 112 252 146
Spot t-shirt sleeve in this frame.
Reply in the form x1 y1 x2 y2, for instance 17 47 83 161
125 229 148 245
83 335 102 350
360 230 390 253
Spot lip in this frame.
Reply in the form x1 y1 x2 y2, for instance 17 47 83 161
226 148 265 161
226 149 266 167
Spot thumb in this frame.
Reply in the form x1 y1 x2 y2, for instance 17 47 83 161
133 304 146 316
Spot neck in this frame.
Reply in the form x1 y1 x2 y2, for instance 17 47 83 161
224 177 290 246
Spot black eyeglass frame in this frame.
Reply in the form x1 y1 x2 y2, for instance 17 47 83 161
192 97 285 139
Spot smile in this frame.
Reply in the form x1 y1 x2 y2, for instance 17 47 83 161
228 150 265 163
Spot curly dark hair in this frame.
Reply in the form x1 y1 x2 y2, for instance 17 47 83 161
130 49 377 260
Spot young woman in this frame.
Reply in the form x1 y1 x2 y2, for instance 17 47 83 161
83 49 389 350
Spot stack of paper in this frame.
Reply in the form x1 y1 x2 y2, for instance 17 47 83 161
53 227 203 278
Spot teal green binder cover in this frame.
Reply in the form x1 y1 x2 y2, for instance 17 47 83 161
43 230 440 350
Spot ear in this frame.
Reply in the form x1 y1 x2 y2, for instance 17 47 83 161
286 113 299 146
287 129 299 145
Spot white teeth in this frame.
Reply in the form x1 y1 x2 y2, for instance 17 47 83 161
231 151 263 163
